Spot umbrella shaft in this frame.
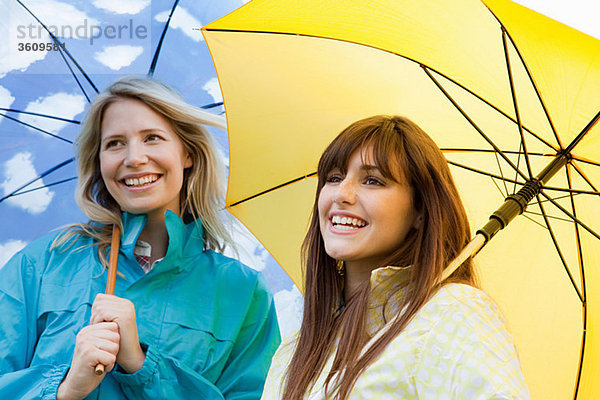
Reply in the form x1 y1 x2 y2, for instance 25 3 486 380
477 154 568 242
535 153 569 185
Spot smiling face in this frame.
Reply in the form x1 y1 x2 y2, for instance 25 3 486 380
318 147 418 273
99 98 192 223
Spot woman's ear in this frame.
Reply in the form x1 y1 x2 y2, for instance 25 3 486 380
414 214 424 229
184 152 193 169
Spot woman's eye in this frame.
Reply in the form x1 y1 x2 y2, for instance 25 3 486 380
104 140 122 149
326 174 343 183
365 176 384 185
146 134 162 142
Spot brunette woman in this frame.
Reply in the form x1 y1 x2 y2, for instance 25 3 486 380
261 115 528 399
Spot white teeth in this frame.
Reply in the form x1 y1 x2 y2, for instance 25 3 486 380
124 175 158 187
331 215 366 228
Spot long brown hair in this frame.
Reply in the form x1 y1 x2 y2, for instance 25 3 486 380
283 115 476 399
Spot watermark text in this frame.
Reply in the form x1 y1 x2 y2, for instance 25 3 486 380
16 19 148 45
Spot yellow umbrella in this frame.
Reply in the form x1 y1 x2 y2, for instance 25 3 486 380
202 0 600 398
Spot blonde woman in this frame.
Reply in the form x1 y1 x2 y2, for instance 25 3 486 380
0 77 280 399
262 115 528 399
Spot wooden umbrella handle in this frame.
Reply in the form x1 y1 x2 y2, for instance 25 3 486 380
94 224 121 376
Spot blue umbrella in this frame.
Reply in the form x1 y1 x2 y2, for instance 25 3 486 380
0 0 302 335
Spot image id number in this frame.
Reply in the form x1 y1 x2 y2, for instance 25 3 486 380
17 42 66 52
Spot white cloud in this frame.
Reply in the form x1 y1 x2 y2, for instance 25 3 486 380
26 0 100 39
0 0 98 77
92 0 149 15
0 1 48 78
94 45 144 70
221 214 303 338
0 239 28 270
11 0 99 42
0 45 47 79
0 85 15 110
154 7 203 42
203 77 222 104
222 154 230 169
0 152 54 214
19 93 86 134
222 217 269 272
215 144 229 168
274 286 304 338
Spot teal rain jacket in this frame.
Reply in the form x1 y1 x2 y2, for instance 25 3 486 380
0 211 281 399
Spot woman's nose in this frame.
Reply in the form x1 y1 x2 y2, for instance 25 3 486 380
123 142 148 166
333 179 356 204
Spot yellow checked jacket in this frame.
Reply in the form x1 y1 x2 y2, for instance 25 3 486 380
261 266 529 399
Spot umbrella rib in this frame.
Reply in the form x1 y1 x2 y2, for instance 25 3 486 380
200 102 225 110
541 187 598 196
501 28 533 182
483 3 562 148
206 29 560 153
148 0 180 76
572 157 600 167
449 160 599 196
489 172 508 199
520 211 553 230
565 163 588 397
540 191 600 241
55 44 92 103
512 141 523 194
0 109 80 125
0 158 75 203
422 67 529 183
227 172 317 208
445 148 600 168
570 161 599 193
8 176 78 197
15 0 99 97
0 112 73 144
493 151 509 196
565 111 600 154
524 210 579 224
535 194 584 302
442 148 551 157
530 193 582 206
448 160 523 186
566 165 587 300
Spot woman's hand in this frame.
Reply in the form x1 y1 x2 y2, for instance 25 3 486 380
57 322 120 400
90 294 146 374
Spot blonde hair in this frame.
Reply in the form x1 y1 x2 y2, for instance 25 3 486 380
55 76 233 265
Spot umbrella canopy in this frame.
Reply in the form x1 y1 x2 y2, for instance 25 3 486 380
0 0 235 247
202 0 600 398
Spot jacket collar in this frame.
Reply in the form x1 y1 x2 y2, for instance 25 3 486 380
119 210 205 274
365 265 412 336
